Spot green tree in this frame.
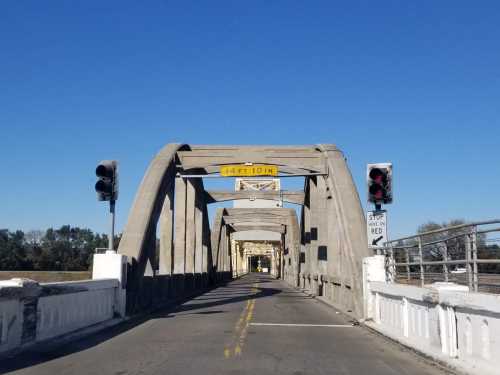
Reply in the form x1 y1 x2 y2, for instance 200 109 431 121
0 226 117 271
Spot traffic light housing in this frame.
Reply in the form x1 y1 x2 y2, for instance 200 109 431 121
95 160 118 201
367 163 392 205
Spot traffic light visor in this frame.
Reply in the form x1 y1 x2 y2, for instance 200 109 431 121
95 180 113 194
369 168 386 184
96 164 114 178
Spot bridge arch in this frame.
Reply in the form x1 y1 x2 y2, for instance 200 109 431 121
118 144 369 317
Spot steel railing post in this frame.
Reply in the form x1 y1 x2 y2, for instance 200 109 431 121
443 240 449 282
405 247 411 283
465 233 473 290
418 236 424 286
472 227 479 292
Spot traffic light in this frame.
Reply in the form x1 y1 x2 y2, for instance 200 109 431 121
367 163 392 205
95 160 118 201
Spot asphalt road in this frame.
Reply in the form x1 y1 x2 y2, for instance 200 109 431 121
1 274 453 375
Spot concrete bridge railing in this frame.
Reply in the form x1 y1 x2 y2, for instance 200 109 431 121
0 251 127 357
0 279 123 356
363 255 500 375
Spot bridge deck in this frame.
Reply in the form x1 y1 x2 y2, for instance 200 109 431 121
2 275 450 375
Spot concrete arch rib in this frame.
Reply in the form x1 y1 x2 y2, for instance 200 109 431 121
316 144 369 318
118 143 189 311
119 143 186 262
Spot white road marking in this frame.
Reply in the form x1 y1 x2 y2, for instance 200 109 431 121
249 323 354 327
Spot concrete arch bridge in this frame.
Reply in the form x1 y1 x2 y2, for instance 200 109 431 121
5 144 484 375
118 144 369 317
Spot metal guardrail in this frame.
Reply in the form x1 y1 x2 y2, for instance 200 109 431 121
382 220 500 293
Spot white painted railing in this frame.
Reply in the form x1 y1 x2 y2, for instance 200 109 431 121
0 252 127 356
37 279 118 341
363 255 500 375
0 278 123 355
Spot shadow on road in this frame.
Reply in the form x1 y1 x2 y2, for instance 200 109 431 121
0 275 280 374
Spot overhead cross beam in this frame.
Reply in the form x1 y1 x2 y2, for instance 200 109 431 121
228 223 286 234
222 216 291 226
204 190 305 205
176 145 328 176
225 208 296 216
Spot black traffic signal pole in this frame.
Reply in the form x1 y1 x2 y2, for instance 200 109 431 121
109 200 116 252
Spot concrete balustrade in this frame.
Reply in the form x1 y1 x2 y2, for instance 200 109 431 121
0 251 127 356
0 278 123 356
36 279 118 341
363 255 500 375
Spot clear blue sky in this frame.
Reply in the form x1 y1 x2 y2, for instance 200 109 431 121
1 1 499 239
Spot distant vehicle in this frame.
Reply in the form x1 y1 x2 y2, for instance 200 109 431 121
451 267 466 274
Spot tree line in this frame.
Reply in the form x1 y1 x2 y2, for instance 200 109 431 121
2 220 499 273
0 226 120 271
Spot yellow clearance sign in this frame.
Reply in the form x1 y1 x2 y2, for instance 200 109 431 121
220 164 278 177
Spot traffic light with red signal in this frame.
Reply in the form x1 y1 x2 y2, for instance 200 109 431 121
367 163 392 205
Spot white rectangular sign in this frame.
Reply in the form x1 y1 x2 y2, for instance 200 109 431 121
367 211 387 248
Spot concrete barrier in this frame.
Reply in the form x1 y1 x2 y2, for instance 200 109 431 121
0 278 122 356
363 255 500 375
36 279 119 341
0 252 127 356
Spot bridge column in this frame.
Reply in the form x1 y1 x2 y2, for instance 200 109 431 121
271 246 277 277
288 216 301 287
159 186 174 275
221 225 228 278
185 179 196 290
231 235 237 278
224 226 230 276
202 205 210 284
216 225 224 278
302 184 310 290
235 242 244 276
281 232 286 281
173 177 187 294
309 177 321 295
227 229 233 278
327 179 342 305
316 176 329 296
240 242 246 275
298 206 306 287
194 195 203 287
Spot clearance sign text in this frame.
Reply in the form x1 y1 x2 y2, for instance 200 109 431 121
220 164 278 177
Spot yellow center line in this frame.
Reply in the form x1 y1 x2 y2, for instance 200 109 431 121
224 283 258 359
235 298 255 356
224 299 250 358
